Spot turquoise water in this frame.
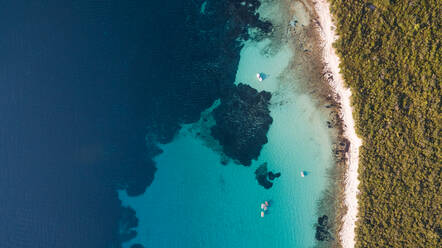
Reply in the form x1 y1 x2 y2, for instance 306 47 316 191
119 41 333 248
119 3 334 248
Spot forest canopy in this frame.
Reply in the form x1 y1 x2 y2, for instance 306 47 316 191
329 0 441 247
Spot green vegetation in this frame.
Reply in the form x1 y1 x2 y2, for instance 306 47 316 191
329 0 441 247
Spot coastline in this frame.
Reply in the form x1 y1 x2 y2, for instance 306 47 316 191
311 1 362 247
119 0 360 246
261 1 347 246
119 1 339 247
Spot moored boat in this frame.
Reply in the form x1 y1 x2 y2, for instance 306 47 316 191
260 200 270 218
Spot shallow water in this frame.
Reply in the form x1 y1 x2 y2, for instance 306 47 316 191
119 12 334 247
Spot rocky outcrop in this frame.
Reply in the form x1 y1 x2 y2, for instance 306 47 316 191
254 163 281 189
211 83 273 165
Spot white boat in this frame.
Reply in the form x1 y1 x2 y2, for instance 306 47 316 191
260 201 270 218
301 171 305 177
256 73 263 82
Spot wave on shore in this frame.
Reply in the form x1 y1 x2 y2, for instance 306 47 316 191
312 1 363 247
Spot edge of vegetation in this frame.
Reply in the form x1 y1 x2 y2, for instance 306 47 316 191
329 0 441 247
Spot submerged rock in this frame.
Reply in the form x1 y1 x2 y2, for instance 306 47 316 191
254 163 281 189
130 244 144 248
318 215 329 226
211 83 273 165
115 0 275 246
268 171 281 180
255 163 273 189
315 226 332 241
315 215 333 241
118 206 138 243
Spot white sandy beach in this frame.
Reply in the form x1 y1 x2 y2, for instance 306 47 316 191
312 1 363 247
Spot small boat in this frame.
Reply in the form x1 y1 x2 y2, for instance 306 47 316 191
301 171 305 177
260 201 270 218
257 73 268 82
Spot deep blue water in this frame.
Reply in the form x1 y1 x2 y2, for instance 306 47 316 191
0 1 268 247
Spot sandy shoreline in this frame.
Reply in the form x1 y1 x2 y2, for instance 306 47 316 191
257 0 362 246
311 1 363 247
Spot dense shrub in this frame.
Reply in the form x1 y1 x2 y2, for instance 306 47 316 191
330 0 441 247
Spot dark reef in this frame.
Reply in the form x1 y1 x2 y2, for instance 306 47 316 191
211 84 273 166
0 0 275 247
121 0 274 196
315 215 333 241
268 171 281 180
118 206 138 243
130 244 144 248
254 163 281 189
115 0 273 246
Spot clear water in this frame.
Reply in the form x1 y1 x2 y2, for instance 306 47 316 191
119 21 334 248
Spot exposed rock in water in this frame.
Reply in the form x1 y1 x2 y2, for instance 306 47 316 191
211 83 273 165
315 215 334 242
254 163 281 189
